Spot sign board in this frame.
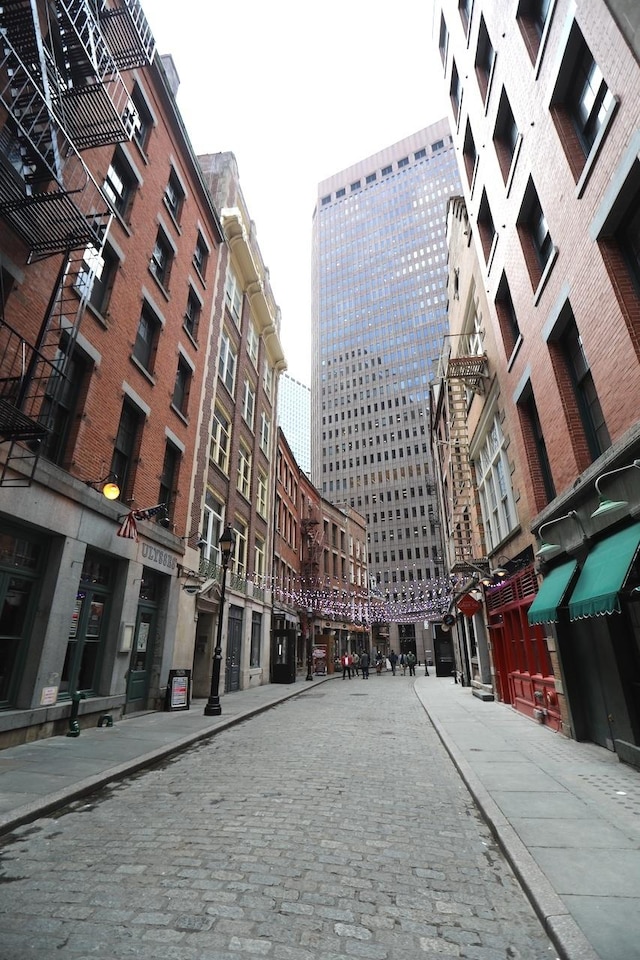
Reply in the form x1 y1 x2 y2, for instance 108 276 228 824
165 669 191 711
457 593 482 618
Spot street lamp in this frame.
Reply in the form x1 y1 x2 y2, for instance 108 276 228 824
204 525 236 716
305 608 314 681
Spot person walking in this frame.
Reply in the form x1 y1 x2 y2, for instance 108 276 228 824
352 652 360 677
407 651 417 676
375 651 384 675
341 653 352 679
389 650 398 676
359 651 370 679
399 653 407 675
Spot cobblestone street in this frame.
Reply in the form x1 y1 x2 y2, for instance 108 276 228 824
0 677 558 959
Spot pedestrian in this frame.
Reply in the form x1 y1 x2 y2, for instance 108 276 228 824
400 652 407 675
375 651 384 675
389 650 398 676
353 652 360 677
341 653 352 679
407 651 416 676
360 651 370 679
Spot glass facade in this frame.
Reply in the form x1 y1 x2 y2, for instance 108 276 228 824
311 121 462 624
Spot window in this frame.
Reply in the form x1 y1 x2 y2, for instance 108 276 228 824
477 189 496 263
202 491 223 563
336 187 346 198
224 266 242 325
263 361 273 400
210 407 231 473
549 305 610 464
164 169 184 222
254 538 265 581
237 443 251 499
242 379 255 429
257 469 268 518
233 520 247 577
459 0 473 32
518 179 555 289
260 412 271 456
550 24 615 183
321 195 331 206
184 287 201 340
218 331 237 394
381 165 392 176
517 0 553 64
475 16 495 103
193 231 209 277
462 121 477 188
350 180 361 191
493 88 520 184
415 149 426 160
517 386 556 507
133 303 161 373
398 157 409 168
438 13 448 65
495 272 521 360
250 611 262 668
366 172 377 183
149 229 173 289
103 151 136 219
172 355 192 416
476 414 517 551
77 242 118 317
130 84 153 153
61 553 113 697
110 398 144 501
159 441 180 519
616 182 640 296
450 61 461 120
247 321 259 367
40 343 89 466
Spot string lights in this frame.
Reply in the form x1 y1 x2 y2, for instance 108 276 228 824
247 570 473 624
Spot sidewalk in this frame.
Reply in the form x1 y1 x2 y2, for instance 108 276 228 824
0 673 638 960
414 674 640 960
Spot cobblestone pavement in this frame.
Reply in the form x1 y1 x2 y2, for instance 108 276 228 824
0 678 559 959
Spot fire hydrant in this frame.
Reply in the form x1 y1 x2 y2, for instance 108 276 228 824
66 691 86 737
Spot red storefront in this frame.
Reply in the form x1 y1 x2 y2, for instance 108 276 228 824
485 565 561 730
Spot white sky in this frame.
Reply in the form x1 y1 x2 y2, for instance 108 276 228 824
141 0 449 386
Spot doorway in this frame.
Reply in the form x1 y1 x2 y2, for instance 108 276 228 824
224 604 243 693
126 569 161 712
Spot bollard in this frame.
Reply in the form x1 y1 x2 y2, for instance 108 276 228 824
66 691 86 737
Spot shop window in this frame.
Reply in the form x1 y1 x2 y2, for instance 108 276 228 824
61 553 113 697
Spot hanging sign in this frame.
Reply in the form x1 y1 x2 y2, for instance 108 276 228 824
457 594 482 618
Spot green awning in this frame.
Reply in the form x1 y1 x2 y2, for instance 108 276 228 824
527 559 578 625
568 521 640 620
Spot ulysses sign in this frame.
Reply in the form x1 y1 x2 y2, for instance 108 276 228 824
139 541 178 572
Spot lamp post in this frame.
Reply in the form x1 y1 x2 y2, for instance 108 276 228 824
204 525 236 716
305 608 314 681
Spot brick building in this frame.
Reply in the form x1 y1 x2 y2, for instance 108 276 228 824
433 0 640 766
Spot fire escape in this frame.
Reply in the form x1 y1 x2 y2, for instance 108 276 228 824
0 0 154 485
300 503 323 610
434 337 488 566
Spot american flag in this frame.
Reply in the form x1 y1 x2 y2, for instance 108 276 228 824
117 510 138 542
133 503 166 521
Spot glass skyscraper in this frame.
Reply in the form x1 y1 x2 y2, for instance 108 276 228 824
311 119 462 649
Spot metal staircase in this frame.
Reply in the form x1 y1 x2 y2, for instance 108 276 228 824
0 218 113 485
0 0 154 484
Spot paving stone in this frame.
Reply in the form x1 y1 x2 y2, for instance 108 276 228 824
0 680 556 959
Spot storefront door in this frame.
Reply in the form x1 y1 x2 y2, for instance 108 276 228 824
224 604 243 693
0 529 42 707
126 570 161 713
61 553 112 697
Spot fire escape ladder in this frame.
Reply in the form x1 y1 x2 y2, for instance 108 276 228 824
97 0 156 70
0 4 113 256
50 0 140 147
0 216 112 485
447 375 474 564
